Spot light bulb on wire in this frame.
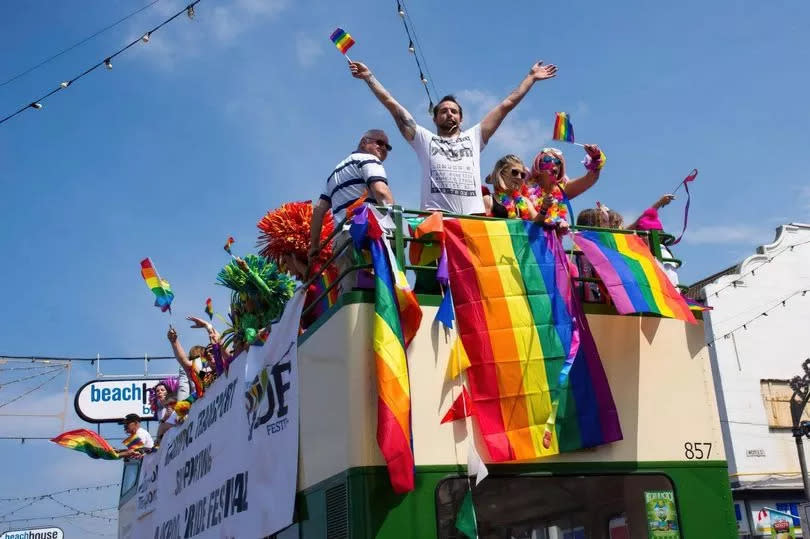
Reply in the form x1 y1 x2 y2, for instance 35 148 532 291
408 40 415 53
186 5 195 18
142 32 151 43
30 103 42 110
104 58 112 70
397 2 405 17
60 81 70 88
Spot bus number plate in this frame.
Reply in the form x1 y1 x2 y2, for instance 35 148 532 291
684 442 712 460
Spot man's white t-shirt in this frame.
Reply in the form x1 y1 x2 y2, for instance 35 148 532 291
409 124 486 215
136 426 155 449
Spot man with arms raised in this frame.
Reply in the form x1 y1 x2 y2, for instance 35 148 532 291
349 60 557 214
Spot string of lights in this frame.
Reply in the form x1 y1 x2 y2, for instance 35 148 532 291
0 364 58 371
706 288 809 346
45 495 119 521
708 238 810 298
0 368 66 409
0 0 201 127
0 0 163 89
0 354 173 362
0 367 64 386
0 499 40 520
400 0 439 100
0 484 120 503
0 506 119 525
395 0 438 113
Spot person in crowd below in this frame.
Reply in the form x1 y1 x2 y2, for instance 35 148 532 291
117 413 154 458
626 194 680 285
482 155 536 219
349 59 557 215
308 130 394 292
529 145 605 228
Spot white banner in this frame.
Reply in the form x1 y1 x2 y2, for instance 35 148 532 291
129 289 305 539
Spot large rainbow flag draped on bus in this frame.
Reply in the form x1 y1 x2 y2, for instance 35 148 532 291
444 219 621 461
351 206 422 493
573 230 696 323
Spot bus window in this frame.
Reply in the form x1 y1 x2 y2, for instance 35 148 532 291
436 474 679 539
119 459 141 502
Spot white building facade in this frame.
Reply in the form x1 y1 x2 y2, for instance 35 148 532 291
700 223 810 537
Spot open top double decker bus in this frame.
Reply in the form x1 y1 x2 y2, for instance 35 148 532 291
119 207 736 538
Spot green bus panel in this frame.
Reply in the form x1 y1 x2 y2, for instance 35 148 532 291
281 462 736 538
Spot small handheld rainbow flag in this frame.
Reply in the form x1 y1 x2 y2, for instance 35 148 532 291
51 429 120 460
552 112 575 143
140 258 174 313
205 298 214 320
122 432 145 452
330 27 355 55
224 236 235 255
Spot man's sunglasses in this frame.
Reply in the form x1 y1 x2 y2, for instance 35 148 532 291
365 138 392 151
542 155 562 165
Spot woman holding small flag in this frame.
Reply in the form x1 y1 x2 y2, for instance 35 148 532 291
529 144 605 227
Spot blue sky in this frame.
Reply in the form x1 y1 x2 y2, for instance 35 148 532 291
1 0 809 535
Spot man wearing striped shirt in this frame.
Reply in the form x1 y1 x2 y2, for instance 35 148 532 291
309 130 394 286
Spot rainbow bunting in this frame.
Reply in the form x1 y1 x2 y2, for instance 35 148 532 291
330 27 355 55
224 236 235 255
552 112 575 143
445 218 621 461
205 298 214 320
51 429 120 460
350 206 422 493
573 231 696 323
140 258 174 313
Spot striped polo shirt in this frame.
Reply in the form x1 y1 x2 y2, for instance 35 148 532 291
320 152 388 222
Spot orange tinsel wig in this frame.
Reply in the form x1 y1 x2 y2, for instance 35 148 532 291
257 201 334 265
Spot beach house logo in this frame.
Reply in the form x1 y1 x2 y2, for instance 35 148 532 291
244 340 295 441
74 378 162 423
0 527 63 539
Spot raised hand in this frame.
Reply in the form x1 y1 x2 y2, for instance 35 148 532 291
656 194 676 208
167 327 177 343
584 144 602 159
529 61 558 81
187 316 211 330
349 61 372 80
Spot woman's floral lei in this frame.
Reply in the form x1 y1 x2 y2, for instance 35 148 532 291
496 184 532 220
528 183 569 227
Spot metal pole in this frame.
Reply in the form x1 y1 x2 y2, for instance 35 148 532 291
795 435 810 501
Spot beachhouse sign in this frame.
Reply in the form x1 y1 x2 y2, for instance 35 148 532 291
74 378 162 423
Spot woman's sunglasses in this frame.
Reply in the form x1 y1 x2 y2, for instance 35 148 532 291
542 155 562 165
506 168 527 179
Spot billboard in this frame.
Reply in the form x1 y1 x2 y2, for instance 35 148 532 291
74 378 162 423
1 527 63 539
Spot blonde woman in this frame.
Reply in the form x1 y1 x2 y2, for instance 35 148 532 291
528 145 605 226
483 155 536 219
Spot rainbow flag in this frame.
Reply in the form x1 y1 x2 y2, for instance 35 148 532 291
683 295 713 312
330 27 355 55
122 432 144 451
51 429 120 460
445 218 621 461
224 236 235 255
205 298 214 320
351 206 422 493
552 112 575 143
140 258 174 313
573 231 696 323
310 265 340 317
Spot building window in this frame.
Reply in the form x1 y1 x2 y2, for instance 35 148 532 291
436 474 679 539
760 379 810 428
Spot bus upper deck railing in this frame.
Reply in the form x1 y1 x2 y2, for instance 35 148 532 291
300 205 683 321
